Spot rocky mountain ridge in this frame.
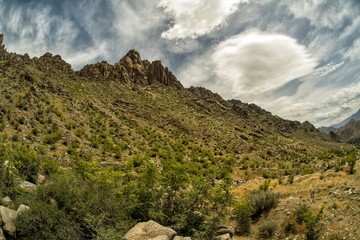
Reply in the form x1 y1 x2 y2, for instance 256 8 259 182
0 33 353 240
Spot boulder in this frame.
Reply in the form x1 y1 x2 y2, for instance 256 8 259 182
19 180 37 193
216 226 235 238
2 197 12 207
17 204 30 214
0 206 17 237
0 228 6 240
213 233 231 240
36 173 46 185
123 220 176 240
174 237 191 240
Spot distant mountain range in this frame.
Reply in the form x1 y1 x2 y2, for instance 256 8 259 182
319 109 360 142
332 109 360 128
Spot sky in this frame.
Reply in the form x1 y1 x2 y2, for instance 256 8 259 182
1 0 360 127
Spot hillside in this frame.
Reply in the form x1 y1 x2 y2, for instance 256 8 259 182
0 34 357 240
0 35 342 170
336 119 360 143
332 109 360 128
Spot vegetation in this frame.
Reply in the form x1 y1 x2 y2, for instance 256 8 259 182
0 40 358 239
233 183 279 236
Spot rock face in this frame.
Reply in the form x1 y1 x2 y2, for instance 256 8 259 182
38 52 74 75
336 119 360 143
123 220 177 240
78 50 182 88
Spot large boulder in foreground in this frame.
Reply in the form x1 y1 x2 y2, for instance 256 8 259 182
0 206 17 237
123 220 177 240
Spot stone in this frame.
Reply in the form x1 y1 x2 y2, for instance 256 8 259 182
17 204 30 214
213 233 231 240
123 220 177 240
36 173 46 185
174 236 192 240
0 206 17 237
0 228 6 240
2 196 12 206
19 180 37 193
216 226 235 238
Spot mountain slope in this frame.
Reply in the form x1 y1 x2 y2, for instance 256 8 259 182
332 109 360 128
0 34 355 240
336 119 360 143
0 40 343 175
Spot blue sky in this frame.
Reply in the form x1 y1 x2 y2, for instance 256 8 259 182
1 0 360 127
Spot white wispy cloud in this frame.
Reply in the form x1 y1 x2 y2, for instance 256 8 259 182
0 3 77 58
158 0 245 40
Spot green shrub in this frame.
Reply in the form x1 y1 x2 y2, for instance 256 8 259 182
16 202 82 240
258 220 277 238
294 204 323 240
346 150 357 174
12 146 40 183
233 197 253 235
43 131 62 144
249 189 278 220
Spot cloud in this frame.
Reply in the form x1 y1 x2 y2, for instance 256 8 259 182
282 0 354 29
159 0 244 39
212 30 317 96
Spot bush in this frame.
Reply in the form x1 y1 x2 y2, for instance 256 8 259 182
293 204 323 240
16 202 82 240
346 150 357 174
258 220 277 238
11 145 40 183
248 189 279 220
233 197 253 235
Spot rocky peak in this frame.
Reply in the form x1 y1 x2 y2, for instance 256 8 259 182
78 49 182 88
147 60 181 87
121 49 142 65
38 52 74 75
301 121 318 133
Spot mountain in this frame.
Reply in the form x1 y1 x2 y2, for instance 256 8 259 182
318 126 337 134
0 34 356 240
332 109 360 128
336 119 360 143
0 33 338 169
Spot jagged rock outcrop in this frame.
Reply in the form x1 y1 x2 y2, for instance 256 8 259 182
78 50 182 88
38 52 74 75
301 121 318 133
